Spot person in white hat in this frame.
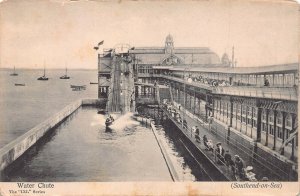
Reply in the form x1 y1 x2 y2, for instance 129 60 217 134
215 142 225 164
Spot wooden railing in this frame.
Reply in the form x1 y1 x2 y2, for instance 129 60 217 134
213 86 298 101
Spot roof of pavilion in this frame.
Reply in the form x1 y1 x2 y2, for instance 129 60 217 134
129 47 221 65
129 47 212 54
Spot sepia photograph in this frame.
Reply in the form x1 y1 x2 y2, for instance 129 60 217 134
0 0 299 195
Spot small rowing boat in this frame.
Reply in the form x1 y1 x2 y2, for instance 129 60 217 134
15 83 25 86
70 85 86 91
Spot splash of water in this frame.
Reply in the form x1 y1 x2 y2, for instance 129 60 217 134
109 112 140 130
90 112 139 130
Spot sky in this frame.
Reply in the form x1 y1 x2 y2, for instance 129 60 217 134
0 0 298 69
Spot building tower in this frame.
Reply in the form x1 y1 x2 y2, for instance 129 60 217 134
165 34 174 54
231 46 235 67
221 53 230 67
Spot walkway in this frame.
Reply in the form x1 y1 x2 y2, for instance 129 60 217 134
164 102 282 181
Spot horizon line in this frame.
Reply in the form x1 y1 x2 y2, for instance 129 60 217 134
0 67 97 70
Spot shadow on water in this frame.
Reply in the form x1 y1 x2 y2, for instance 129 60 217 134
1 109 79 181
163 120 216 181
162 120 208 181
143 107 211 181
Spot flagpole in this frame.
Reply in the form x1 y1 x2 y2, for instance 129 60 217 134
94 40 104 99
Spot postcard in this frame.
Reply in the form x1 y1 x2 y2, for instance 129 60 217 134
0 0 298 195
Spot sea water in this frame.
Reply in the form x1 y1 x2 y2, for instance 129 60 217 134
0 69 97 147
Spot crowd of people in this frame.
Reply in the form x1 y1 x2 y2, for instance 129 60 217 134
166 103 188 128
163 101 269 181
160 71 274 88
197 132 256 181
161 71 232 87
190 75 231 87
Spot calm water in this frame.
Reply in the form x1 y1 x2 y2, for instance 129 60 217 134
0 69 98 147
4 108 173 181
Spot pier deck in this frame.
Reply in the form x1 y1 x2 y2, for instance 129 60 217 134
160 103 287 181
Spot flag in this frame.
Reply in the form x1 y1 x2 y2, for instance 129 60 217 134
94 40 104 50
98 40 104 46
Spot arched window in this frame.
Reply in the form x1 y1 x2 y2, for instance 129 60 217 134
253 108 257 118
276 112 283 139
285 114 293 139
247 106 252 125
262 110 267 121
247 106 252 117
237 104 241 114
236 104 241 120
233 103 236 119
286 114 292 128
268 111 274 135
214 100 217 110
269 111 274 124
276 112 283 125
242 105 247 115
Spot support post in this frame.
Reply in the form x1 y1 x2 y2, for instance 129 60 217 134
205 95 208 121
265 109 269 146
281 112 286 155
290 115 296 160
256 107 262 142
230 98 233 127
273 111 277 150
193 90 196 115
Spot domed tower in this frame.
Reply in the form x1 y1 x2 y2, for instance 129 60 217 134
221 53 230 66
165 34 174 54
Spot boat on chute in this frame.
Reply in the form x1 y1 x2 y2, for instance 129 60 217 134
105 114 114 127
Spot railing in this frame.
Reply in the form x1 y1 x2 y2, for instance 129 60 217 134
142 75 299 101
152 74 212 90
163 104 293 180
137 73 153 77
213 86 298 101
0 99 83 172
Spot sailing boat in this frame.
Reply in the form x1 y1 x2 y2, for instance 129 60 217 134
60 67 70 79
37 66 49 80
10 66 18 76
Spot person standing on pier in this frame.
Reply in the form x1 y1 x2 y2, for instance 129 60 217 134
195 126 200 143
234 155 245 179
203 135 208 148
183 119 188 129
215 142 225 164
224 150 234 172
